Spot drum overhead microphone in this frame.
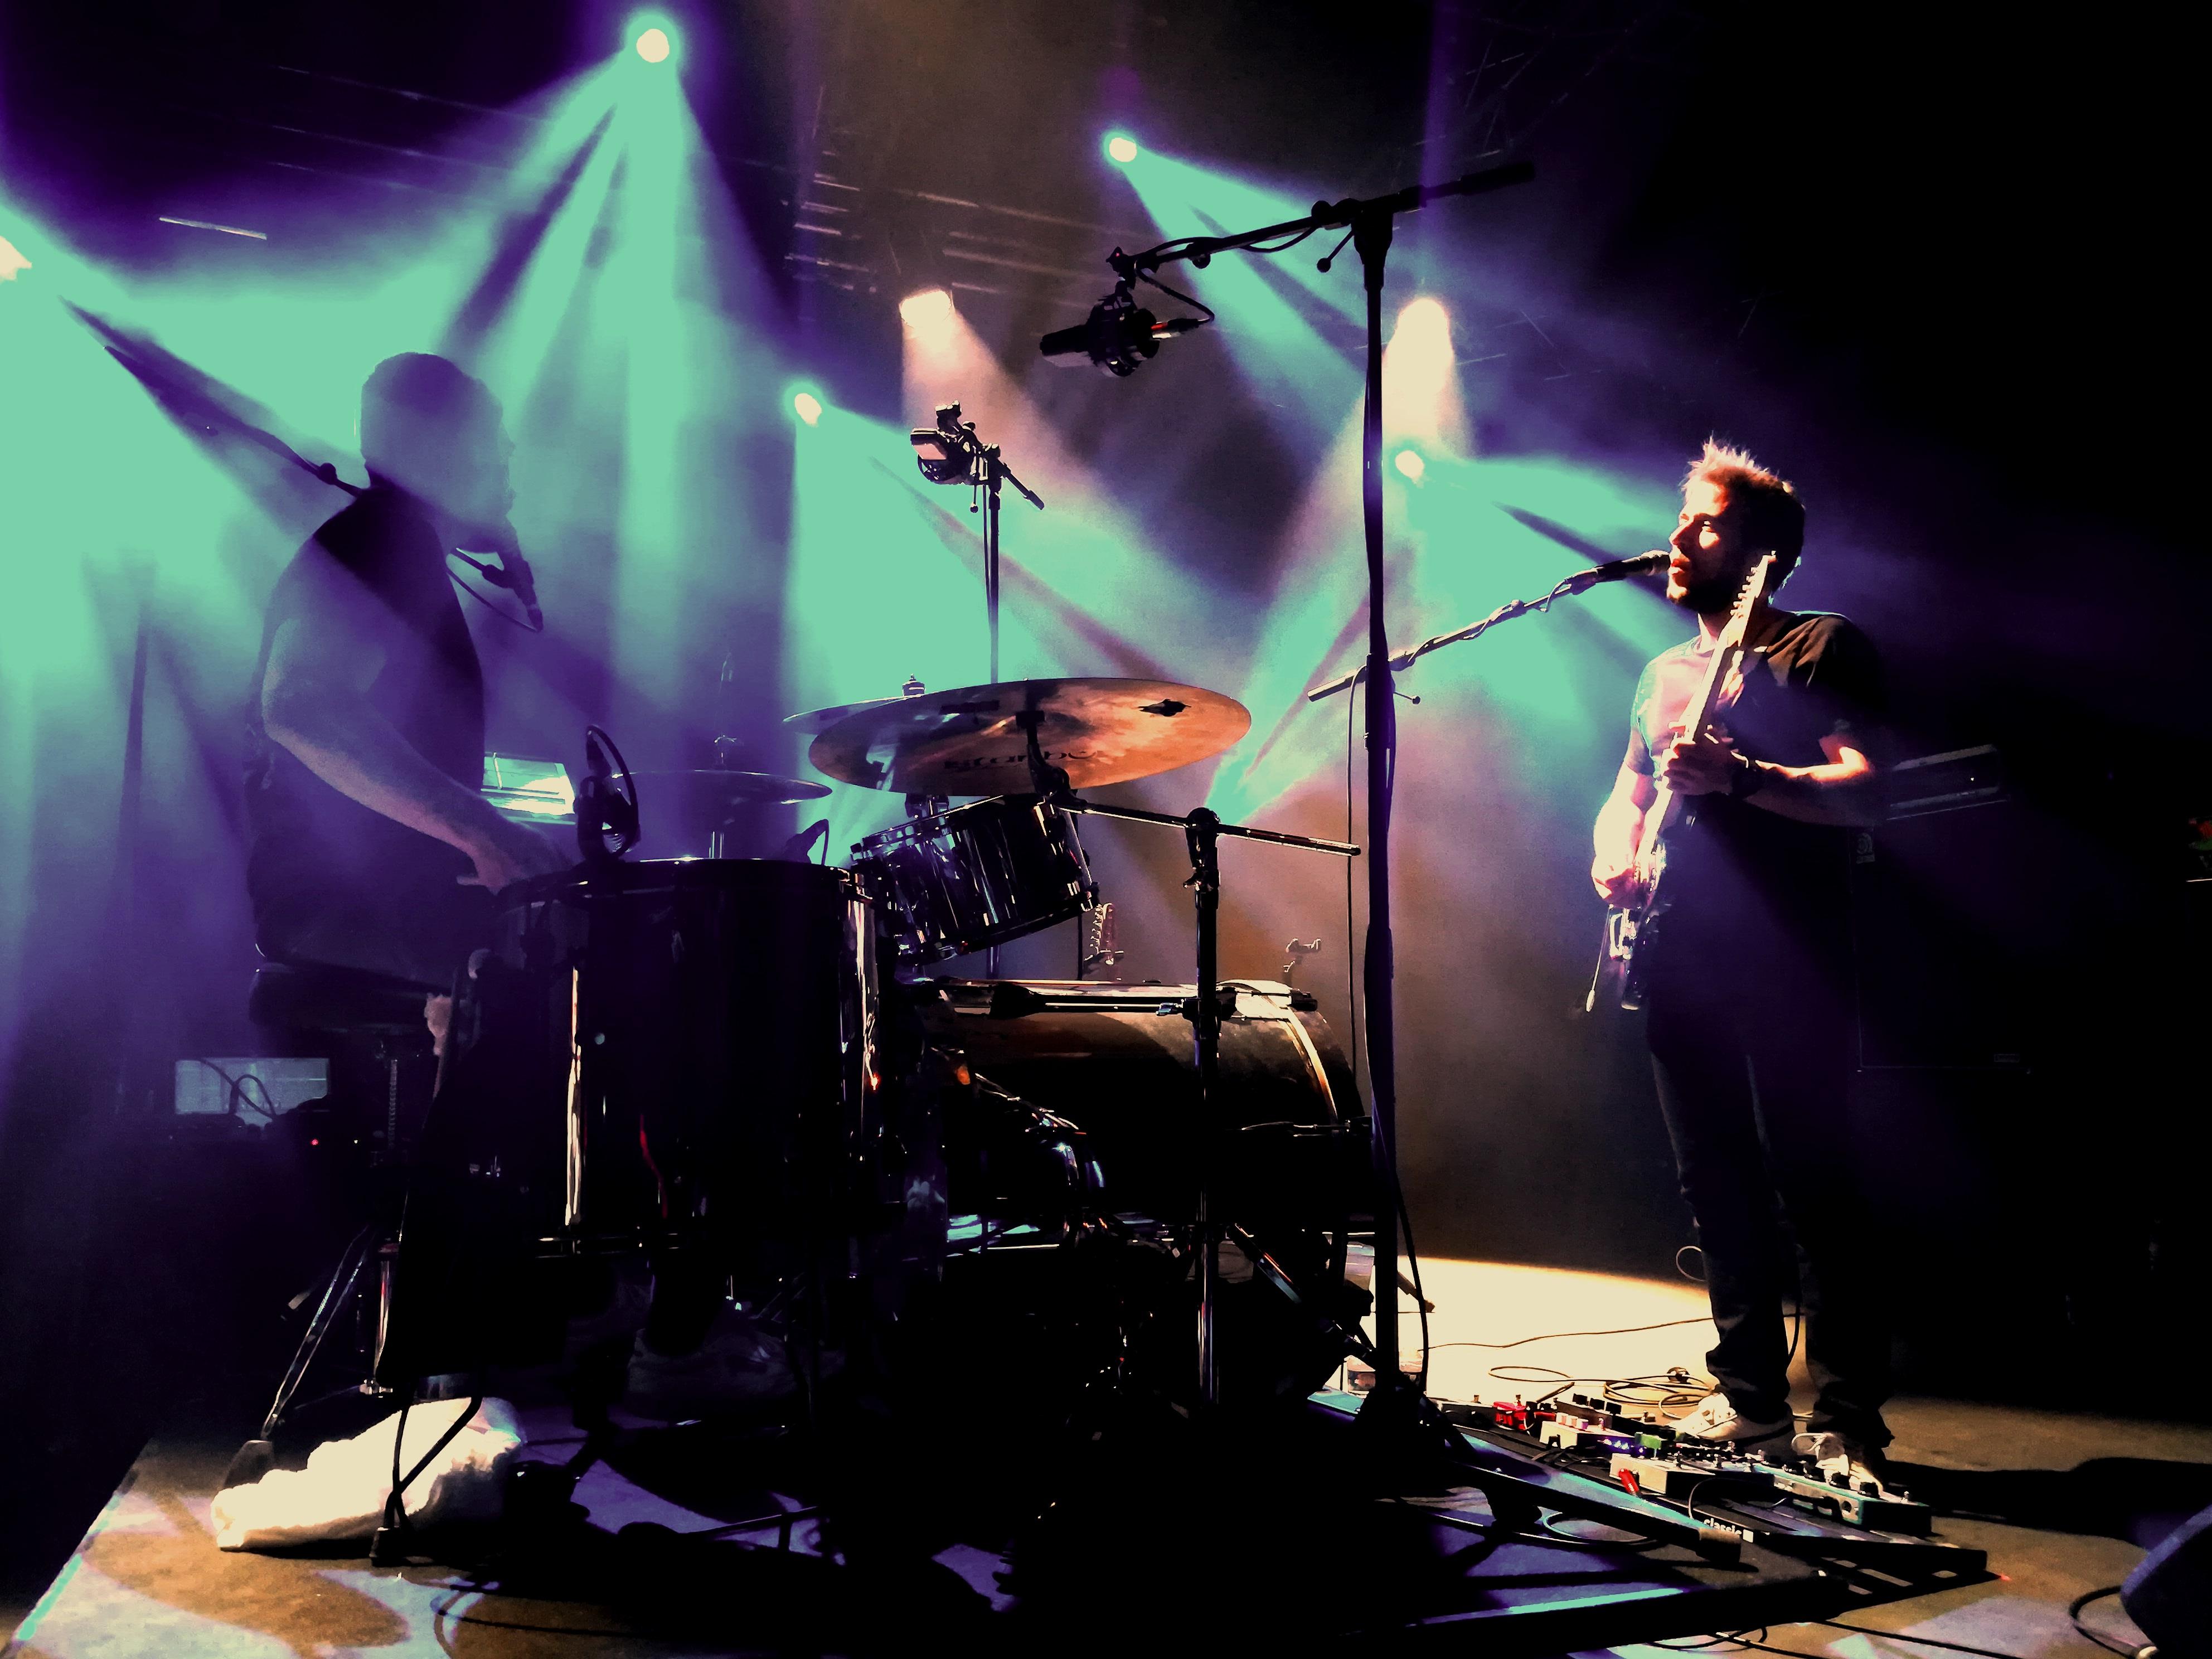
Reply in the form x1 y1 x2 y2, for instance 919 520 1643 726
1039 283 1207 376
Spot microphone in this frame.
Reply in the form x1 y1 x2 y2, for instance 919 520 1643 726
1039 292 1205 376
1556 550 1671 594
476 527 544 629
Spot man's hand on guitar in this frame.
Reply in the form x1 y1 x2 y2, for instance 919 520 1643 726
1591 857 1642 907
1658 723 1749 798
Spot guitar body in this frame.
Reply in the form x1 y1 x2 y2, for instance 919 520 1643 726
1585 555 1776 1014
1589 830 1675 1012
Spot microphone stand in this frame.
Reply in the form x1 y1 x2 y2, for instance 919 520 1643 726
911 404 1044 682
1304 562 1619 702
1084 160 1533 1434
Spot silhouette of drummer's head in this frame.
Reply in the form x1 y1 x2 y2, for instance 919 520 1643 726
360 353 513 539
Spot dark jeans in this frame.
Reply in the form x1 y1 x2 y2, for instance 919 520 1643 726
1646 919 1891 1447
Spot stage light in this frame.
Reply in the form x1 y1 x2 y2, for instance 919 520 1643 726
1393 448 1425 483
1104 133 1139 166
790 389 823 426
627 13 676 64
1392 296 1451 356
900 287 955 331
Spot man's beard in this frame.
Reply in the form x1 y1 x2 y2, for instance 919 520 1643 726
1676 570 1745 617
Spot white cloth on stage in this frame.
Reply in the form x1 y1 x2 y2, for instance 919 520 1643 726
210 1395 522 1551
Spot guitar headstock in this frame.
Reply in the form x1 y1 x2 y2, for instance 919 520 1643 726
1715 554 1778 650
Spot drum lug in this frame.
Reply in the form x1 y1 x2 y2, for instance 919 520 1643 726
1178 986 1238 1023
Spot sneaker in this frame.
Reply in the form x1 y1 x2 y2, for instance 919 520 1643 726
1792 1430 1888 1491
624 1307 797 1423
562 1270 652 1360
1671 1392 1792 1452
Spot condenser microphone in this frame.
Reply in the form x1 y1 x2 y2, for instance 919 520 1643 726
1039 294 1205 376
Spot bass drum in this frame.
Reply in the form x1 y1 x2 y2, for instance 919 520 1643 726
922 978 1374 1414
922 978 1365 1230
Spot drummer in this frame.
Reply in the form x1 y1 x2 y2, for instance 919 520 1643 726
245 355 786 1418
245 352 566 1025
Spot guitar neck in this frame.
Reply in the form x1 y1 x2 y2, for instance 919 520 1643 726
1636 556 1775 862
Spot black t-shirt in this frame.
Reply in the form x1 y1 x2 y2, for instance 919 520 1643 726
1623 608 1881 956
244 485 484 912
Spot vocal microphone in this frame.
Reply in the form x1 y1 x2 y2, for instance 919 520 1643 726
476 529 544 629
1039 294 1205 376
1556 550 1671 593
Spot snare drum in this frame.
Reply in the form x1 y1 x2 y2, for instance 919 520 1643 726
851 795 1097 968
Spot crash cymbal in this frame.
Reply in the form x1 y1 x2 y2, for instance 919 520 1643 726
628 770 831 808
782 696 904 735
806 677 1250 794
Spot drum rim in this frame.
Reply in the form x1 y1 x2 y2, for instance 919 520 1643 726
506 856 864 904
853 793 1075 855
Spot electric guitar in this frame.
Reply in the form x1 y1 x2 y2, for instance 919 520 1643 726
1586 554 1777 1012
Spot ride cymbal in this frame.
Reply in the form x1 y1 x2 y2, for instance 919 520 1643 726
806 677 1250 794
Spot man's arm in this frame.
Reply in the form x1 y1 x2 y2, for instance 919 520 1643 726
1658 729 1881 827
1591 756 1657 903
261 601 565 891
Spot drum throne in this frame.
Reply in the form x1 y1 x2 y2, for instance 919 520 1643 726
224 958 442 1486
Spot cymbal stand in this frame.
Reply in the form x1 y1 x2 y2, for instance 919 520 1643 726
1014 713 1358 1405
910 403 1044 683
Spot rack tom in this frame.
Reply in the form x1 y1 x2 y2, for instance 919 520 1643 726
851 795 1097 968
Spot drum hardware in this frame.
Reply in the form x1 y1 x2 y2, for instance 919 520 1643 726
618 770 830 861
1049 165 1536 1445
1280 937 1323 986
1074 901 1122 979
908 403 1044 683
981 707 1361 1407
897 679 952 824
575 725 639 867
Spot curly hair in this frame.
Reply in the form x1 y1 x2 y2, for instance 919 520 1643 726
1684 439 1805 584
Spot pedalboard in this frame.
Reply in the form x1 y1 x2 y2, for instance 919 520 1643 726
1448 1391 1937 1536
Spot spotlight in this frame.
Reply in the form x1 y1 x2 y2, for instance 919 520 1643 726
1103 133 1139 166
1393 449 1426 483
900 287 955 329
627 13 675 63
791 390 823 426
1392 296 1450 347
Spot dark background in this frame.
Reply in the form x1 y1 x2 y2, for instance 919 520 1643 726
2 0 2203 1611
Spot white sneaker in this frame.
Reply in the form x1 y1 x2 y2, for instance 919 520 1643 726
1671 1392 1792 1451
625 1308 797 1423
1792 1430 1886 1490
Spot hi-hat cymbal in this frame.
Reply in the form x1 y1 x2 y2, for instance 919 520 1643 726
628 770 831 809
783 696 903 736
806 677 1250 794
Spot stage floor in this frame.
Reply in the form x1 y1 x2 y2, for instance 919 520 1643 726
7 1259 2200 1657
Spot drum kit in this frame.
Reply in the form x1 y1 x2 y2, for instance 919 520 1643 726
386 672 1372 1431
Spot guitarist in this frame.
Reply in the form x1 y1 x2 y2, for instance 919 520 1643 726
1589 442 1890 1478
